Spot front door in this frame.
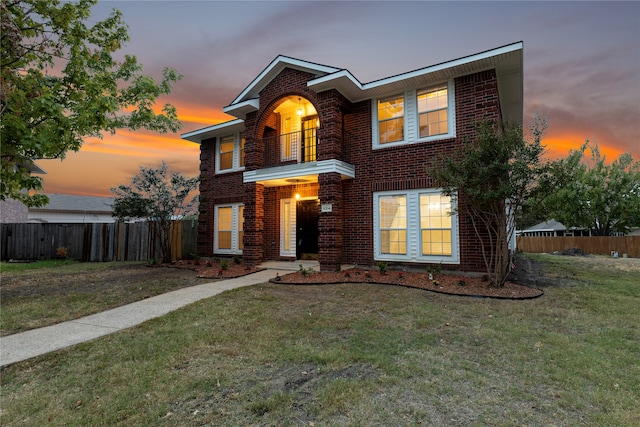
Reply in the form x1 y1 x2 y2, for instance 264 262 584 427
296 199 319 259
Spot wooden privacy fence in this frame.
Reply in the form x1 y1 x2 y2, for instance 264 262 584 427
1 221 197 262
517 236 640 258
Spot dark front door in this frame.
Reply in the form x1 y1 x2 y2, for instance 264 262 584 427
296 199 319 259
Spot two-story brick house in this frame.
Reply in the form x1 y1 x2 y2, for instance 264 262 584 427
182 42 523 273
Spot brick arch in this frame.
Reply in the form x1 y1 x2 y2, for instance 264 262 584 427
254 92 322 140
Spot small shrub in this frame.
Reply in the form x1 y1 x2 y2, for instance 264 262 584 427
398 271 404 279
206 260 212 267
457 279 466 286
213 257 221 264
376 261 388 275
365 271 372 279
298 264 314 276
343 271 351 278
425 263 442 275
481 274 490 282
221 260 229 270
233 255 242 265
55 246 68 259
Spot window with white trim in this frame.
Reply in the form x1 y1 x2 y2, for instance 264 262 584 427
379 195 407 255
374 189 458 263
372 81 455 149
215 203 244 254
377 94 404 144
419 193 452 256
417 86 448 138
216 133 245 173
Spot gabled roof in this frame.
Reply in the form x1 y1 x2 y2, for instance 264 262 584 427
308 42 523 124
225 56 342 111
31 194 114 213
183 42 524 142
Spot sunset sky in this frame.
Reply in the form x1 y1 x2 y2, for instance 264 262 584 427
38 0 640 198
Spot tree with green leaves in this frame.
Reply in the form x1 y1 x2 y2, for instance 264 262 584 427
1 0 182 206
537 142 640 236
428 118 551 287
111 162 199 263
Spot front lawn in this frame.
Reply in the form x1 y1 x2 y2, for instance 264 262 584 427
1 254 638 426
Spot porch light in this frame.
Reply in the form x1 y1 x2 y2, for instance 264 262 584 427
297 97 303 116
295 193 301 200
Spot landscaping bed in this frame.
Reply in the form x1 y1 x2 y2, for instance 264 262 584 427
271 267 544 299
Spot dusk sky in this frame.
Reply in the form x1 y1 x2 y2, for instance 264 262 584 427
38 0 640 198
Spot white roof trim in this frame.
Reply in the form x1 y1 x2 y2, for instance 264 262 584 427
181 119 245 143
308 42 523 103
243 159 355 187
222 99 259 119
229 55 342 107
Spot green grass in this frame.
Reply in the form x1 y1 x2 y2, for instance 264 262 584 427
0 261 208 336
1 259 85 272
1 254 639 426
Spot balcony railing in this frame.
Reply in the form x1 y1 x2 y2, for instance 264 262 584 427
261 130 317 168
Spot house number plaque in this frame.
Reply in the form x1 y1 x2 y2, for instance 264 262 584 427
321 204 333 213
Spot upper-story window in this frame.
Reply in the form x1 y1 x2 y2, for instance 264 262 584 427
377 95 404 144
417 86 448 138
216 132 245 174
373 81 455 149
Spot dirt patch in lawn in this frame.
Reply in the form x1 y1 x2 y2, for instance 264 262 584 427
0 263 214 301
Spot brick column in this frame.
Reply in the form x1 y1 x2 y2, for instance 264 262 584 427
243 182 264 267
318 172 343 271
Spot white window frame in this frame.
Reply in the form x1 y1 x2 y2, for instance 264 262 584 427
216 132 245 174
214 203 244 254
372 80 455 149
373 189 459 264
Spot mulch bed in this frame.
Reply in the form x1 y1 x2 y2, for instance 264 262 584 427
162 261 543 300
158 259 263 279
271 268 543 300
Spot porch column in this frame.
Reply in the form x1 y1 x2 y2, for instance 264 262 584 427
318 172 343 272
243 182 264 267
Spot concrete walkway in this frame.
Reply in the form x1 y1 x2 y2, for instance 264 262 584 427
0 267 291 368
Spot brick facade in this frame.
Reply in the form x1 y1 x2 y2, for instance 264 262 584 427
192 48 521 274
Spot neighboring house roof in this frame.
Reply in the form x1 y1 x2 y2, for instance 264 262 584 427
214 41 522 124
21 162 47 175
31 194 114 214
522 219 567 233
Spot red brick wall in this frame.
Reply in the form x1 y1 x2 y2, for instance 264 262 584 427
340 69 501 272
200 66 503 273
196 137 244 257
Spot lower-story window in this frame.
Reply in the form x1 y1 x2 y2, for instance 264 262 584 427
374 189 459 263
215 203 244 254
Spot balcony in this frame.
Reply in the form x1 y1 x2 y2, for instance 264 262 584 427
261 130 317 168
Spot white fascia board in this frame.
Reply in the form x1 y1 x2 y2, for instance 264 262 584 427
180 119 244 143
229 55 341 106
222 99 259 119
365 42 523 90
309 42 523 102
243 160 355 184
